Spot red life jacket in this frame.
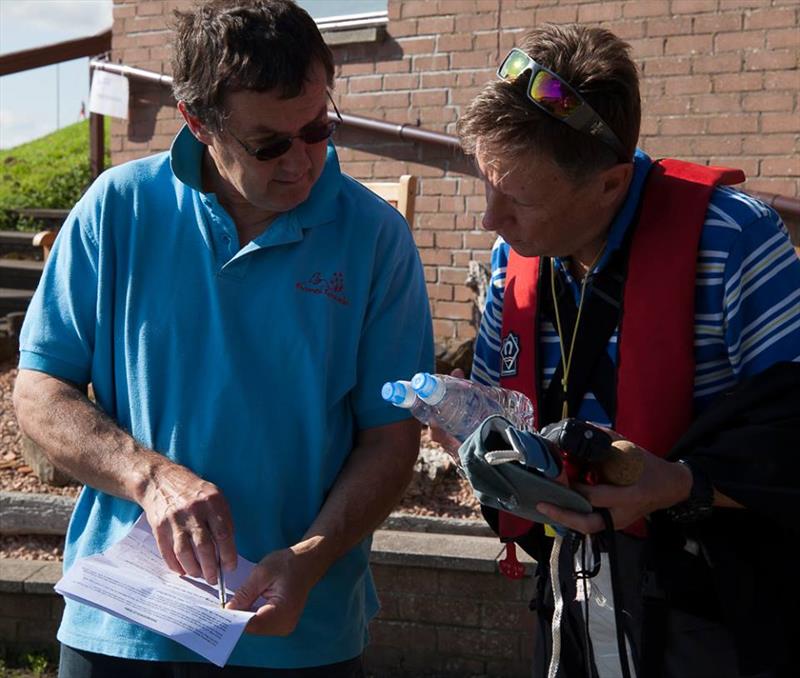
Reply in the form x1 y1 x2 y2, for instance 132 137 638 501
496 159 745 542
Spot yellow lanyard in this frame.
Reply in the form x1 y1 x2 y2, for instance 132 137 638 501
550 249 605 419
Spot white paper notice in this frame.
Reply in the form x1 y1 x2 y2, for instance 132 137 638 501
55 515 262 667
88 70 129 119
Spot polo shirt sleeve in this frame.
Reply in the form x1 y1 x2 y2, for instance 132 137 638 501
18 199 100 387
721 207 800 378
350 216 434 430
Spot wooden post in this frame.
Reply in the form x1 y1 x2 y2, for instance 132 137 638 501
90 111 105 180
88 62 105 180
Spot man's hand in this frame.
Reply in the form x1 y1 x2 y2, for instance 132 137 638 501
139 461 237 584
226 543 321 636
536 435 693 534
13 369 237 583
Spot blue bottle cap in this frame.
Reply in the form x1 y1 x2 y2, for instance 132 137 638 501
411 372 436 398
381 381 416 407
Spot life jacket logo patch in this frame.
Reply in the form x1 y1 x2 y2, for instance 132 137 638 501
500 332 520 377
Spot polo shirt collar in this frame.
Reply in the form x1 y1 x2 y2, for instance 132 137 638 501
169 124 341 231
170 125 205 191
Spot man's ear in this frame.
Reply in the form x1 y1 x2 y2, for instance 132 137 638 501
598 161 634 208
177 101 214 145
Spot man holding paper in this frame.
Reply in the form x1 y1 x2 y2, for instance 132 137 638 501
14 0 433 674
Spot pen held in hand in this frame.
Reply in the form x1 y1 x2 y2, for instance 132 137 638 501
216 545 226 608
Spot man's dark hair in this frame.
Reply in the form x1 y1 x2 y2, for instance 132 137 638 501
457 24 641 181
171 0 334 131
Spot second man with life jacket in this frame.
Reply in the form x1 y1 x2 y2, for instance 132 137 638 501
449 21 800 678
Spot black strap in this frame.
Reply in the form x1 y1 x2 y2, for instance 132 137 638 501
597 508 635 678
538 252 627 426
534 189 649 429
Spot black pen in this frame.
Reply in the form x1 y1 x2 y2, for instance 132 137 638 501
216 545 226 608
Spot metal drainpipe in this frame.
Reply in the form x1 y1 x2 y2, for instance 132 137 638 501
88 60 800 222
338 113 461 151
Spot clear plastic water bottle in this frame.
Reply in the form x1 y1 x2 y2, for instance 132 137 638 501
381 380 433 425
411 372 534 442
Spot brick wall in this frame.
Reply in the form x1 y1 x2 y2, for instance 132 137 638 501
111 0 799 342
367 561 535 675
0 560 63 664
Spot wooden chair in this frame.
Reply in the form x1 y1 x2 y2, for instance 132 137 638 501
362 175 418 228
19 209 69 262
32 230 57 262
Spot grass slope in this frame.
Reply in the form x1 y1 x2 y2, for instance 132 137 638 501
0 120 109 231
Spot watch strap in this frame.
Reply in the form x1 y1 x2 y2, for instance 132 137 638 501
665 459 714 523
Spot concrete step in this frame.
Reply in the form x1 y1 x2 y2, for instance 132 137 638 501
0 258 44 290
0 230 41 260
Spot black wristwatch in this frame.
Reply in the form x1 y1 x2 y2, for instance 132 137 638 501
665 459 714 523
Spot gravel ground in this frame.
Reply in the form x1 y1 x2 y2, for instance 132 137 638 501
0 362 81 498
0 362 480 561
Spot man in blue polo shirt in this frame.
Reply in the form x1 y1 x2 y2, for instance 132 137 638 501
13 1 432 675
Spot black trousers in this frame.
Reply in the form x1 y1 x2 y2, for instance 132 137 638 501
531 533 743 678
58 645 366 678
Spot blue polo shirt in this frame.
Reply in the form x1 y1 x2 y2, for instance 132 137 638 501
18 126 434 667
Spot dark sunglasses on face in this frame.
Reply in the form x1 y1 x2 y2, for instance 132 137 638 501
497 48 627 161
227 93 343 162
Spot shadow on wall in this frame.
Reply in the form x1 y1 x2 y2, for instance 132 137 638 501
335 125 476 177
127 78 177 143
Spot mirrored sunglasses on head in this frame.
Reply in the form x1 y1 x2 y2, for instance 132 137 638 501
229 92 343 162
498 47 627 161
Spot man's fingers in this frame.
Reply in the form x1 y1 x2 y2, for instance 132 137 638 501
169 519 232 584
227 565 266 612
207 509 237 571
152 521 184 575
537 502 604 534
173 528 203 579
229 549 310 637
587 422 624 442
228 563 297 637
141 467 236 581
192 530 219 584
573 482 634 508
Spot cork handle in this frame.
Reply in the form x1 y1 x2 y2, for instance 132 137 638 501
595 439 644 486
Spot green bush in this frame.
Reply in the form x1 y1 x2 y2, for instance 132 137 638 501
0 120 110 231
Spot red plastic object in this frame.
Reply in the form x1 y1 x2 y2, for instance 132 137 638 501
499 542 525 580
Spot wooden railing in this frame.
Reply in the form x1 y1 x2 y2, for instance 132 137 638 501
0 30 111 77
0 29 111 180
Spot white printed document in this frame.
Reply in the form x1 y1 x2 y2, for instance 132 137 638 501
55 515 262 667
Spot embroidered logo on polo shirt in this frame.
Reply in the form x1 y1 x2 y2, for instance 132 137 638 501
296 272 349 306
500 332 520 377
